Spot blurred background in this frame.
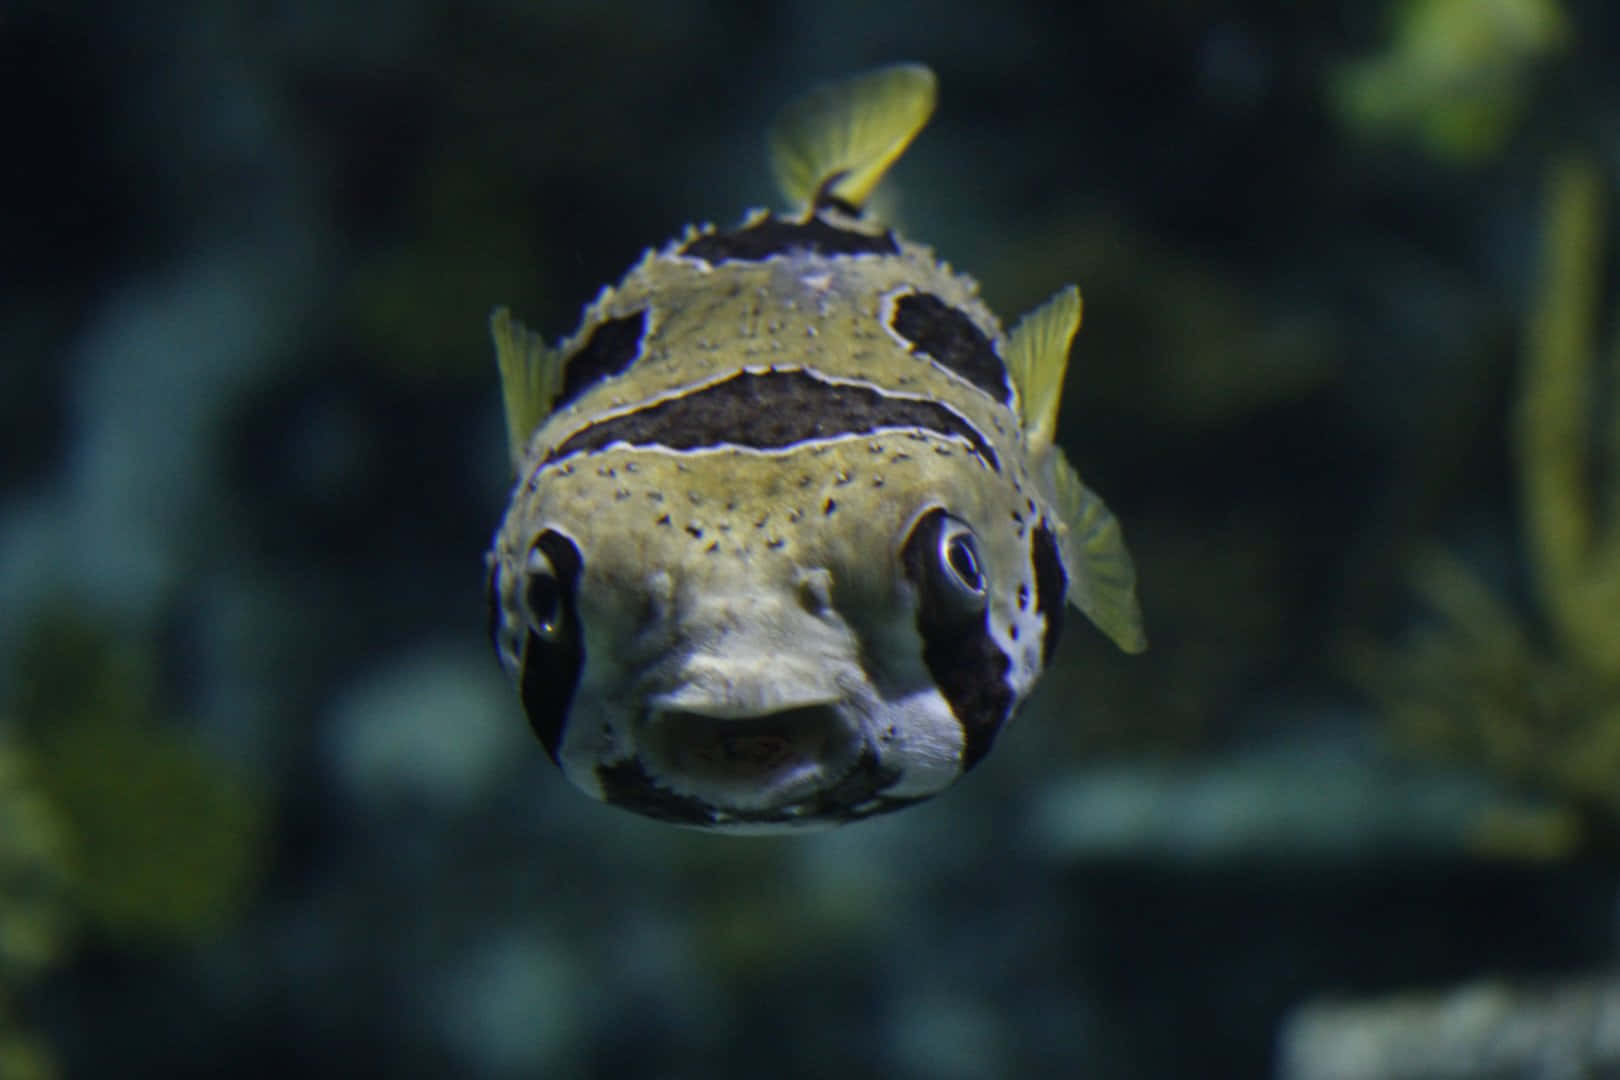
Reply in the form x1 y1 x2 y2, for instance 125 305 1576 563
5 0 1620 1076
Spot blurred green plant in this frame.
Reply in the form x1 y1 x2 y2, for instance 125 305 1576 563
0 607 272 1079
12 612 268 942
1517 160 1620 676
1354 158 1620 853
0 734 72 1080
0 607 272 1075
1331 0 1568 163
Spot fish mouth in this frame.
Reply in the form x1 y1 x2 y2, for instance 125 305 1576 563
636 702 862 810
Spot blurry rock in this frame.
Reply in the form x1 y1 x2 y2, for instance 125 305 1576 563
1279 977 1620 1080
1026 739 1574 865
887 989 1009 1080
327 641 526 812
429 928 585 1077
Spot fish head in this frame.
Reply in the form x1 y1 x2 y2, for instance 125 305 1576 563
487 440 1052 832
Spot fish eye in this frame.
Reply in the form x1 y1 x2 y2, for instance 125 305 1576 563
520 531 583 644
523 545 563 639
941 522 984 596
509 529 586 762
903 509 989 617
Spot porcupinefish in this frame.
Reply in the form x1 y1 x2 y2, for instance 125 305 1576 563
486 64 1144 832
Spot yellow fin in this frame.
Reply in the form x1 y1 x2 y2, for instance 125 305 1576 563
1053 449 1146 653
1006 285 1082 457
769 63 937 213
491 306 563 469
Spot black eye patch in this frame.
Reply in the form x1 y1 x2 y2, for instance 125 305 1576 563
1029 521 1067 664
517 530 586 761
900 509 1015 770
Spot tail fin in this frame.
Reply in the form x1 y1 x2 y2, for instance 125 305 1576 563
768 64 937 214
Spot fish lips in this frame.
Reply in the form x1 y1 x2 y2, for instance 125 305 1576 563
633 698 867 812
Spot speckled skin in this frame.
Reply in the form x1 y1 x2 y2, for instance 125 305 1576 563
488 209 1060 829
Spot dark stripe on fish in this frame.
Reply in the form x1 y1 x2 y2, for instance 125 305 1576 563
557 310 648 409
1030 520 1067 664
890 292 1011 405
679 211 898 263
597 751 913 827
545 369 999 470
901 509 1015 771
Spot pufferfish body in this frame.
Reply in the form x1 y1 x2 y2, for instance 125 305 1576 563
486 64 1145 832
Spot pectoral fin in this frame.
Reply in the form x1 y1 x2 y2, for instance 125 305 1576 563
768 63 937 214
1005 285 1082 458
1052 448 1146 653
491 306 564 469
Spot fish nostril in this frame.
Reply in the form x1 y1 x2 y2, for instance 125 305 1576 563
795 567 835 614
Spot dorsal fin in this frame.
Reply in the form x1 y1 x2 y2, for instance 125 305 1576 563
491 306 564 469
1005 284 1081 458
1052 448 1146 653
768 63 937 214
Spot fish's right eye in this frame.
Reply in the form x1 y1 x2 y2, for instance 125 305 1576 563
523 545 563 639
514 530 586 762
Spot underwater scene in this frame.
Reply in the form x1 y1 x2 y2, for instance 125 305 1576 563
5 0 1620 1076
